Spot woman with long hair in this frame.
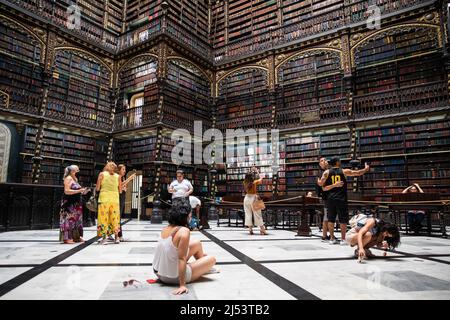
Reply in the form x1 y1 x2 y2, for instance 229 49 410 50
96 162 122 245
243 167 268 235
346 216 400 260
60 165 88 244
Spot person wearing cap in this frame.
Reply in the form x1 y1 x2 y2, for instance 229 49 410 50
319 157 370 245
60 165 89 244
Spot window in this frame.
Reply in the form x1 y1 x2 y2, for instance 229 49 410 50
127 92 144 127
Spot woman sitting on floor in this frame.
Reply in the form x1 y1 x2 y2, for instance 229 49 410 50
346 215 400 260
152 204 217 295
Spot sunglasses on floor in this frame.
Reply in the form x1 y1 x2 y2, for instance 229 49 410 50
123 279 141 287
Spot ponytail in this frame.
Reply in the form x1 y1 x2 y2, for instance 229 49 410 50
63 165 79 180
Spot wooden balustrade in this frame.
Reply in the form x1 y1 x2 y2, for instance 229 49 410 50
353 82 448 118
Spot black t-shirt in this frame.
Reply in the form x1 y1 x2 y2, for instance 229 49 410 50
324 167 347 202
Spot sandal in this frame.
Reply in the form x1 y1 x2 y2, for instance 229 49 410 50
260 229 268 235
115 239 120 244
64 240 75 244
249 229 254 235
99 238 108 245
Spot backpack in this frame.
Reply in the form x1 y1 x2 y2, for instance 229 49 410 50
189 214 199 230
349 213 371 229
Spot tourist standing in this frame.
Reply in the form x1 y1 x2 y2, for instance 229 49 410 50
96 162 122 245
320 157 370 245
243 167 268 235
60 165 88 244
168 170 193 210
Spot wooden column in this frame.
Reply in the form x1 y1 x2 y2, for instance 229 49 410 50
121 0 128 33
31 122 45 184
32 28 55 184
224 0 229 54
151 42 168 224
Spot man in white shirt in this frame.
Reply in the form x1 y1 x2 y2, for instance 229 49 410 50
189 196 202 230
168 170 193 209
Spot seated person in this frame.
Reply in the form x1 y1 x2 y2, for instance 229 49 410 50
152 204 216 295
189 196 201 231
346 216 400 260
402 183 425 234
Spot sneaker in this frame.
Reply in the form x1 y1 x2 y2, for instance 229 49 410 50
329 238 340 245
321 237 328 242
340 240 348 246
107 235 114 242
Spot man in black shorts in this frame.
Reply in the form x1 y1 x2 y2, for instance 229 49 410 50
320 157 370 245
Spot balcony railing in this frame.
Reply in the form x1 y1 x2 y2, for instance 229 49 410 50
0 89 42 116
353 81 449 119
117 15 212 59
213 0 433 65
117 18 162 52
113 105 159 131
4 0 119 52
277 98 349 129
45 98 112 131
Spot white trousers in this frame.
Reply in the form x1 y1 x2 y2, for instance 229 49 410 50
243 194 264 227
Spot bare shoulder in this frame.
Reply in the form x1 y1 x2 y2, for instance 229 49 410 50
65 176 74 183
177 227 190 238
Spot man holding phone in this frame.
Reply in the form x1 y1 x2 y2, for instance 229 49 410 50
319 157 370 245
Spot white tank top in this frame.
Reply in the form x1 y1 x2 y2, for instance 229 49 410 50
152 227 180 278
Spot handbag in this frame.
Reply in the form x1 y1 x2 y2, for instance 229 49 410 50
86 190 98 213
252 195 266 211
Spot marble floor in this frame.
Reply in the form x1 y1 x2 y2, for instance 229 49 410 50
0 220 449 300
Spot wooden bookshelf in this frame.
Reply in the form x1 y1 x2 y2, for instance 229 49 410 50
164 59 211 132
353 26 447 119
358 119 450 200
217 68 270 130
0 17 43 115
21 126 107 186
47 50 112 130
276 50 346 129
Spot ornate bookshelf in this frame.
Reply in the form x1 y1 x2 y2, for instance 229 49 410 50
21 126 106 186
217 67 271 131
353 25 448 119
0 15 43 115
276 49 346 129
163 59 211 132
47 49 113 131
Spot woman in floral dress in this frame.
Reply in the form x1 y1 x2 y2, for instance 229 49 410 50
60 165 88 244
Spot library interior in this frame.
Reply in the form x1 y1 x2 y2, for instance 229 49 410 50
0 0 449 301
